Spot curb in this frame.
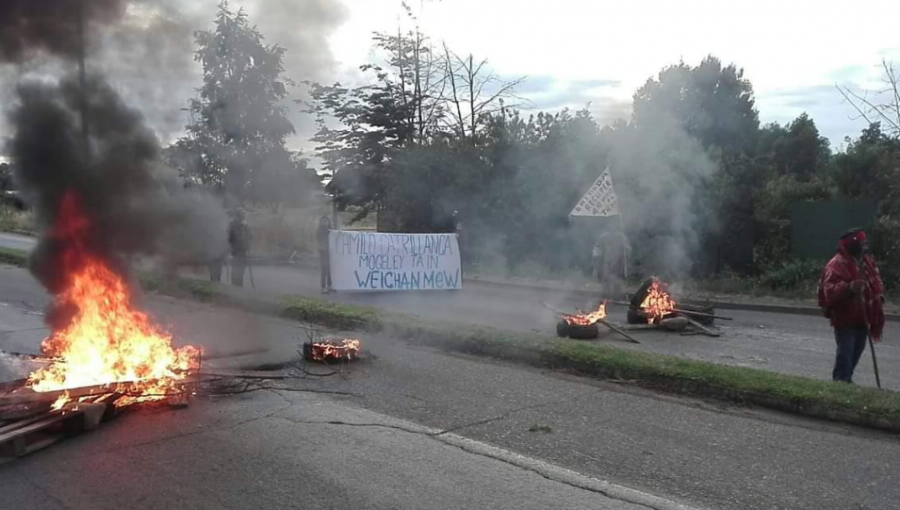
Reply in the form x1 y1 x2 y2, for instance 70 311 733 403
465 276 900 322
3 245 899 321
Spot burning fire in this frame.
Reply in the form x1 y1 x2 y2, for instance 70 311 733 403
562 301 608 326
307 339 361 362
640 279 677 324
26 192 200 408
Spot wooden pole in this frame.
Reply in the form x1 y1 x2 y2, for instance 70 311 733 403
676 313 721 338
672 308 733 321
859 264 883 389
598 319 641 344
76 0 89 154
859 294 882 389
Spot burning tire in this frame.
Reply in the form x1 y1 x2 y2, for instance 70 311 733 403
627 277 715 326
556 320 599 340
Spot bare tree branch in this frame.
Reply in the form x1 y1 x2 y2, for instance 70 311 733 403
837 59 900 136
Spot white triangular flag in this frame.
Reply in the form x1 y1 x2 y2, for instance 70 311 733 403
570 167 620 217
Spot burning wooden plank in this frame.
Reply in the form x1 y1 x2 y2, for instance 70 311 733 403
0 376 197 408
303 339 361 363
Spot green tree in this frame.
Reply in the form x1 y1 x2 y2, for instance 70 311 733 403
632 56 759 155
305 17 518 226
758 113 831 179
178 1 297 205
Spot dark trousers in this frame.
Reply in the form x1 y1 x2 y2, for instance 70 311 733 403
231 255 246 287
209 260 223 283
319 250 332 289
833 327 868 383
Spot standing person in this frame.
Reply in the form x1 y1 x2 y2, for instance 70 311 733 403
593 226 629 299
317 216 332 294
208 252 224 283
452 210 465 280
228 209 251 287
818 228 885 383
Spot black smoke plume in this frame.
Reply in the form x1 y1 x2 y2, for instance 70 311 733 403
3 0 227 293
0 0 127 62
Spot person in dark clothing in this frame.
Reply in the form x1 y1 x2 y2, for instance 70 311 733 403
208 254 224 283
228 209 251 287
317 216 332 293
592 225 629 300
818 228 885 383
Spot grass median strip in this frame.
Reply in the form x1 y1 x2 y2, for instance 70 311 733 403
2 245 898 431
280 296 382 331
0 247 27 267
275 296 900 431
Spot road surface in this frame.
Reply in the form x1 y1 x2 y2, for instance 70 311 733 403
2 231 895 390
3 267 900 510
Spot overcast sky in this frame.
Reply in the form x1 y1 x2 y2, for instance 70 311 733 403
2 0 898 161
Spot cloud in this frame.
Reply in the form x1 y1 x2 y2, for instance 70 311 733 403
756 84 868 148
516 76 629 125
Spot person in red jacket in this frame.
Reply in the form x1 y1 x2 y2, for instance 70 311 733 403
818 228 885 383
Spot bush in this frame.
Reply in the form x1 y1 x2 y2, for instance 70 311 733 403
248 207 325 259
0 203 34 233
757 259 822 291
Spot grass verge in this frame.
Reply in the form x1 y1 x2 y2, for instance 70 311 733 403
2 245 899 432
280 296 382 331
0 247 27 268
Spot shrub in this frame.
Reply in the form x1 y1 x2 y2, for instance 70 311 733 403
758 259 822 291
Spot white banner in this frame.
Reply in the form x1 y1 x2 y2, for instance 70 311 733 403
570 167 621 217
329 231 462 292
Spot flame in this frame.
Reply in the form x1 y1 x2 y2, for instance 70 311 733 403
563 301 607 326
640 279 676 324
309 339 361 362
50 393 70 411
26 192 200 408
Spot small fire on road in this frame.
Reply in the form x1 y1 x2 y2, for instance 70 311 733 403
304 339 362 363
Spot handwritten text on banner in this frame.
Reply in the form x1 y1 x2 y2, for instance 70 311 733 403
329 231 462 291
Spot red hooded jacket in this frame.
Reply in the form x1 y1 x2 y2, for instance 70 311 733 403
818 248 885 338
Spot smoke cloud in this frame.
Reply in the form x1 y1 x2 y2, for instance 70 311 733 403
9 74 228 292
0 0 349 147
2 0 350 283
0 0 127 63
0 0 232 293
606 118 717 279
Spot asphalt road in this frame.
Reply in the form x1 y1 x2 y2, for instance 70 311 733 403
3 232 893 390
3 265 900 510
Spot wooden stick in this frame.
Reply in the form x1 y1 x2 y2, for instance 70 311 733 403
620 324 660 332
677 313 721 338
0 351 61 363
671 308 733 321
598 319 641 344
859 293 882 389
541 300 569 316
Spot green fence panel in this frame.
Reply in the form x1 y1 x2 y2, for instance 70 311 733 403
791 200 877 260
